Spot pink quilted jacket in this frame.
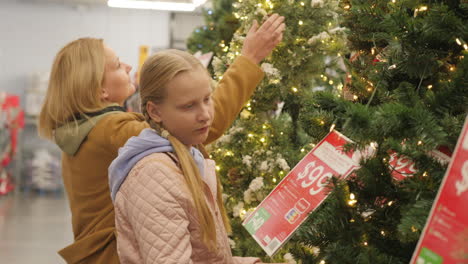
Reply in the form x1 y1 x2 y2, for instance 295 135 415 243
114 153 261 264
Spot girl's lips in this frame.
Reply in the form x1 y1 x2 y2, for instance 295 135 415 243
196 126 209 133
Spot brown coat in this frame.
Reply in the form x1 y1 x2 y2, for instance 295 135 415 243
55 55 264 263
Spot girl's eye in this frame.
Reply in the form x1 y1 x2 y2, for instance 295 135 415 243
185 104 194 109
204 97 210 103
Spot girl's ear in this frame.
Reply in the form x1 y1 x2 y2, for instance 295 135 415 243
146 101 162 123
101 88 109 100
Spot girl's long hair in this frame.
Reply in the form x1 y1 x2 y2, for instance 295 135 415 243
38 38 108 139
139 49 231 251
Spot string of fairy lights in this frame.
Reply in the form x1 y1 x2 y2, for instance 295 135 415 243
199 0 465 261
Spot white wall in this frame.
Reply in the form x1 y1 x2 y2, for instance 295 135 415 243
171 12 204 49
0 1 170 98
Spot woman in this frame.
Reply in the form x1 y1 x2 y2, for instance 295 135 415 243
38 15 285 263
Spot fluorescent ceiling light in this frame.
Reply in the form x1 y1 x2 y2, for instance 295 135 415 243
108 0 206 12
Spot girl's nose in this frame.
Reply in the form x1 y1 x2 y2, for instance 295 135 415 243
199 104 211 122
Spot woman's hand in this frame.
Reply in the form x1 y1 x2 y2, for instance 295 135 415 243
241 13 286 64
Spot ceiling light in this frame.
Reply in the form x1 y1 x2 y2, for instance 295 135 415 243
108 0 206 12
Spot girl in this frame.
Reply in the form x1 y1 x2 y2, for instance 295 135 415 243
38 14 284 264
109 50 282 263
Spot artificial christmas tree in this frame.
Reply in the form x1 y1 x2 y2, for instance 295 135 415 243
203 0 347 262
187 0 240 74
291 1 468 263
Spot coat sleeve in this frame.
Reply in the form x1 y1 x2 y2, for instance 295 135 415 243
118 162 194 264
99 112 150 154
205 55 264 144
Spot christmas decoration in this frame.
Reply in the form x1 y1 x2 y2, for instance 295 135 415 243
201 0 347 262
410 116 468 264
187 0 240 74
291 1 468 263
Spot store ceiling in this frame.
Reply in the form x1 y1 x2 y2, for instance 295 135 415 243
21 0 197 6
22 0 107 5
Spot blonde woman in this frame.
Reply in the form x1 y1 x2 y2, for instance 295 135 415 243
109 49 284 264
39 14 285 263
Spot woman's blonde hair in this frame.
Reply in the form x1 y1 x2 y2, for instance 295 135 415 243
140 49 231 251
38 38 109 139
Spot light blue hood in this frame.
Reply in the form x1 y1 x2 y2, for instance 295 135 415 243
108 128 205 202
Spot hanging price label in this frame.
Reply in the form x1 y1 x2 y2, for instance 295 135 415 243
410 115 468 264
242 130 361 256
388 149 451 181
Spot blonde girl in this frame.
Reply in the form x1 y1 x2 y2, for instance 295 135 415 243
109 49 282 263
38 13 284 264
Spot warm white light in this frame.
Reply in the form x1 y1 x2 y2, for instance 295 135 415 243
108 0 204 11
456 38 462 45
298 20 304 25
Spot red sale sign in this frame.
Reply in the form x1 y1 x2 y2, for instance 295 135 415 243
242 130 361 256
410 115 468 264
389 150 451 181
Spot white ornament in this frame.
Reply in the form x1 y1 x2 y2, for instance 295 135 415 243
311 0 324 8
255 7 268 16
249 177 264 191
259 161 269 172
217 134 231 144
260 63 281 78
310 246 320 256
276 157 290 171
244 189 253 203
222 193 229 203
328 27 346 34
283 253 297 264
308 32 330 45
229 238 236 249
233 202 245 217
242 155 253 168
211 56 224 72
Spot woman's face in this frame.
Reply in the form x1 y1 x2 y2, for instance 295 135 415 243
148 68 214 147
101 44 136 105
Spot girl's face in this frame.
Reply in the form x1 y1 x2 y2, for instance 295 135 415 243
149 68 214 147
101 44 135 105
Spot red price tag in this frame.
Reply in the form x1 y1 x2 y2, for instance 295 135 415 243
242 130 361 256
410 115 468 263
388 152 418 180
